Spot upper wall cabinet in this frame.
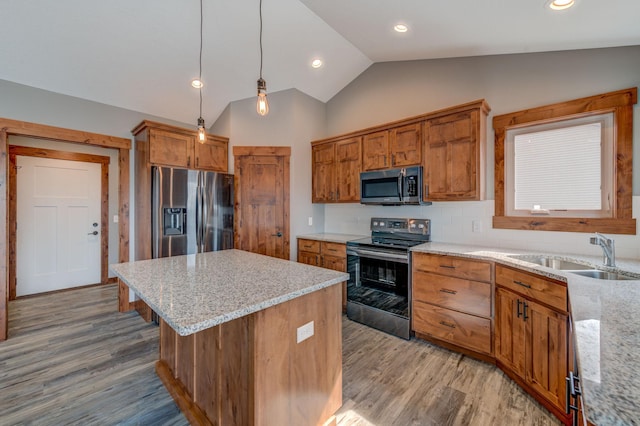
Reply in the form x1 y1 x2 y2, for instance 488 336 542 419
133 120 229 172
362 123 422 171
423 100 490 202
312 136 361 203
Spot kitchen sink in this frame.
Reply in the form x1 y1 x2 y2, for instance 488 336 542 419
509 255 592 270
569 270 638 281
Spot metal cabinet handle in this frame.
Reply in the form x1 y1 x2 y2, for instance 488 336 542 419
391 153 395 165
87 231 98 236
440 265 455 269
523 301 529 321
514 280 532 289
439 288 457 295
439 321 456 329
187 156 191 167
272 232 283 237
517 299 523 318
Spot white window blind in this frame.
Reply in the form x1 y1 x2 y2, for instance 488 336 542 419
513 122 601 211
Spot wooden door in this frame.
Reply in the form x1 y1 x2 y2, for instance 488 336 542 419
311 143 335 202
526 299 568 410
335 137 361 202
149 129 193 168
194 136 228 172
390 123 422 167
234 147 290 260
495 288 527 379
424 110 479 200
362 130 389 171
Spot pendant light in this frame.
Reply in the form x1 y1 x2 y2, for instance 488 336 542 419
196 0 206 143
256 0 269 116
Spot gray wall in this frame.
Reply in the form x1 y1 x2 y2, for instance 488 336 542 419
211 89 327 259
326 46 640 196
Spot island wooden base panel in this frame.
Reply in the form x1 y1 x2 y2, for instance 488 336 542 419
158 284 343 426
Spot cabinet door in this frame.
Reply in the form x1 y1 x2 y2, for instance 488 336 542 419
298 251 321 266
495 288 527 379
362 130 389 171
526 299 568 411
194 136 228 172
424 110 480 201
390 123 422 167
150 129 193 167
311 143 335 202
322 254 346 272
335 137 361 202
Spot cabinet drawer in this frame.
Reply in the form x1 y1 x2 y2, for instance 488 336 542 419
413 253 492 283
413 302 491 355
322 254 346 272
321 241 346 257
496 265 567 312
413 271 491 318
297 239 320 254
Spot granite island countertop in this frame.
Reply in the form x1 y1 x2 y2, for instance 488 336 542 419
110 249 349 336
411 242 640 426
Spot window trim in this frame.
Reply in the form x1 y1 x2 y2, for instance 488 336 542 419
493 87 637 235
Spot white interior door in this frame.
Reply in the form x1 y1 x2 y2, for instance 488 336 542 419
16 156 102 296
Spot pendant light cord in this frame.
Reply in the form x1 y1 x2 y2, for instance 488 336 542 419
259 0 263 79
199 0 203 118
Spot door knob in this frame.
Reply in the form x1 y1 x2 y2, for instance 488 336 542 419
272 232 283 237
88 231 98 236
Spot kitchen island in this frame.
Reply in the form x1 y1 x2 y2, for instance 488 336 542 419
111 249 348 426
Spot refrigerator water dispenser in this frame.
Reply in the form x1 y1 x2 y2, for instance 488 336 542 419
163 208 186 235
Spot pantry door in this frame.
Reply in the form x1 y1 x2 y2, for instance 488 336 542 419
15 152 105 296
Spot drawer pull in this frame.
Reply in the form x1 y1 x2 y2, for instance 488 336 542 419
327 248 337 252
439 265 456 269
439 288 457 295
303 245 313 249
514 280 532 289
439 320 456 329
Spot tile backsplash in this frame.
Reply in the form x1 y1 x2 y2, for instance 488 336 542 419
323 196 640 259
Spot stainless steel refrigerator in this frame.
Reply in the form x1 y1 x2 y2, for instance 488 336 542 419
151 166 234 258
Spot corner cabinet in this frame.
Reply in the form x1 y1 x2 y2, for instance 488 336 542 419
412 253 494 360
311 137 361 203
495 265 570 425
297 238 348 311
423 100 490 201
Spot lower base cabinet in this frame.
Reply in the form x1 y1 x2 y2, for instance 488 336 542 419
298 238 347 311
495 265 570 425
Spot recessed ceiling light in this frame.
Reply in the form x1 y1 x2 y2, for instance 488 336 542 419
191 79 204 89
547 0 575 10
394 23 408 33
311 59 323 68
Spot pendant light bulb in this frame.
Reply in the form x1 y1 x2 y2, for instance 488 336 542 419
256 78 269 116
197 117 206 143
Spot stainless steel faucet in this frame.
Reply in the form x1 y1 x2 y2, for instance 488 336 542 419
590 233 616 267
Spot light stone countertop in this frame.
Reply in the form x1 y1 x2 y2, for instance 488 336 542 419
410 242 640 426
110 249 349 336
297 233 368 244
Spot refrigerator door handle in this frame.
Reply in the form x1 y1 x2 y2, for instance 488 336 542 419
196 175 202 252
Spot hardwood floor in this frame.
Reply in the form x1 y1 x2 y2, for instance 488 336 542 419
0 284 559 425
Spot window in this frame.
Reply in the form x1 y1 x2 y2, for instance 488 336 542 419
493 88 637 234
505 112 614 218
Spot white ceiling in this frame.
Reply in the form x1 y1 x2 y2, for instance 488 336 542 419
1 0 639 127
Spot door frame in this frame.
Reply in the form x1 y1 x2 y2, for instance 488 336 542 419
233 146 291 259
9 146 110 300
0 118 131 341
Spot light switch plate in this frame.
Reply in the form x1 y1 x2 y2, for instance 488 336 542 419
297 321 314 343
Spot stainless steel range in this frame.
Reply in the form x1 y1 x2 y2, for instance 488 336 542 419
346 217 431 339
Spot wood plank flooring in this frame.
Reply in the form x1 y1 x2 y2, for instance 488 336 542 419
0 284 559 425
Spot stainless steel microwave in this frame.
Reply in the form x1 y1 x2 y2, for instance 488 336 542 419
360 166 428 205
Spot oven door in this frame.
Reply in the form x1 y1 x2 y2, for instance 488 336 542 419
346 245 411 339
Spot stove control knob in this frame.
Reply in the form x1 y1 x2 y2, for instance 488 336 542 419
419 224 425 229
379 221 385 227
373 221 378 226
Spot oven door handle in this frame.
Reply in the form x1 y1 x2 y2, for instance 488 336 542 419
347 248 408 263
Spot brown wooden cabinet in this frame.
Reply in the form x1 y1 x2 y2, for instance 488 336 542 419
423 100 490 201
132 120 229 262
412 252 493 359
311 137 361 203
495 265 570 423
297 238 347 310
362 123 422 171
135 120 229 172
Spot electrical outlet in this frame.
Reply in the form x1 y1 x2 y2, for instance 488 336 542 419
472 220 482 233
308 216 313 226
296 321 314 343
113 215 119 223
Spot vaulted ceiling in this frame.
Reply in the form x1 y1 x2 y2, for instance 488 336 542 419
1 0 639 126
